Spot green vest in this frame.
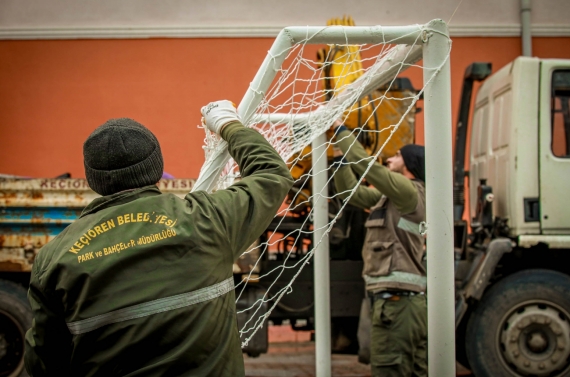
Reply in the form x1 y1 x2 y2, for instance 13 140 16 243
362 180 427 293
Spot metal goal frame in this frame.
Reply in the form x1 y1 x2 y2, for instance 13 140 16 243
193 19 455 377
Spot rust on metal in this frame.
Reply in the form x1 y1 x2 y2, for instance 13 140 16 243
0 260 27 272
0 234 53 248
0 178 197 273
1 178 196 207
30 191 44 200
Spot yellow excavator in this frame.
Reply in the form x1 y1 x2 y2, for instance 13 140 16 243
286 15 418 215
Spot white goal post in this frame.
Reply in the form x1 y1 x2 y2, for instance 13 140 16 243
193 19 455 377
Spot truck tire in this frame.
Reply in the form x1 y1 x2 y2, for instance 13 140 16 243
0 280 31 377
466 269 570 377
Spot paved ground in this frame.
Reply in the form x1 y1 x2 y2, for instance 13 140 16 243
243 325 473 377
244 341 372 377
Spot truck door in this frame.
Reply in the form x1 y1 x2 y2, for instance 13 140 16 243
539 61 570 234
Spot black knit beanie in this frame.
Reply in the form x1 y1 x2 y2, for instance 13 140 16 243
83 118 163 196
400 144 425 182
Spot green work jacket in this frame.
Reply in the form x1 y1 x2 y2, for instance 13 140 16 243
24 123 293 377
333 129 426 292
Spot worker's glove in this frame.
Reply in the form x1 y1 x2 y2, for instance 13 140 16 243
201 100 241 135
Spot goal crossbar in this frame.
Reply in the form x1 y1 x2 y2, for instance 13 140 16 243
250 44 422 127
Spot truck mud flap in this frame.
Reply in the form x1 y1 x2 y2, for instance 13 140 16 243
464 238 513 301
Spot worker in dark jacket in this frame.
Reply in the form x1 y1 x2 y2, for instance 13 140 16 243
332 122 427 377
24 100 294 377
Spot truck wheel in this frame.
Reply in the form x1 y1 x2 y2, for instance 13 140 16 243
466 269 570 377
0 280 31 377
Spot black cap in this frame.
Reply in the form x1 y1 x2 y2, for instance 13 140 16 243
83 118 163 196
400 144 425 182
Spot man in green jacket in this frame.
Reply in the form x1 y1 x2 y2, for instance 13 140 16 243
332 122 427 377
24 100 293 376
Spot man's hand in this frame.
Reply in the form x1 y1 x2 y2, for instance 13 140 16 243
333 146 344 158
332 146 349 166
201 100 240 135
331 118 348 136
332 118 344 130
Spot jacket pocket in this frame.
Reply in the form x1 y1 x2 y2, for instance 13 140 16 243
372 241 393 253
363 241 394 276
364 217 385 228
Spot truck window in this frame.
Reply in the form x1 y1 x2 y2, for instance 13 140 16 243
551 70 570 157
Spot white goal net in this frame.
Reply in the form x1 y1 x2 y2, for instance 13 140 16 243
192 19 453 357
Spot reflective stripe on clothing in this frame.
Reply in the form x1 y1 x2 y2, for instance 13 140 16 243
397 217 421 235
67 277 234 335
364 271 427 291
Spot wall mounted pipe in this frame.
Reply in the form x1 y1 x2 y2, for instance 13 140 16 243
521 0 532 57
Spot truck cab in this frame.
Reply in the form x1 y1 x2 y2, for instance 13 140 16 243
456 57 570 377
469 57 570 239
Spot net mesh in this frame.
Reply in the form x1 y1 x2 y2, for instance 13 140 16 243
197 23 450 347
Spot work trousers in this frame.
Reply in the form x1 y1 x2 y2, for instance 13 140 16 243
370 294 428 377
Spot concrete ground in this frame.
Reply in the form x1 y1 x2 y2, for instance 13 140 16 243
245 341 370 377
244 325 473 377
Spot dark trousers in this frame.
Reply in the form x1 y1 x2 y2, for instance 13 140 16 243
370 294 428 377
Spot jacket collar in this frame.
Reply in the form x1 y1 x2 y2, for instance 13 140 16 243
80 185 162 218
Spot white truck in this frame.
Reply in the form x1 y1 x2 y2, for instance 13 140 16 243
453 56 570 377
